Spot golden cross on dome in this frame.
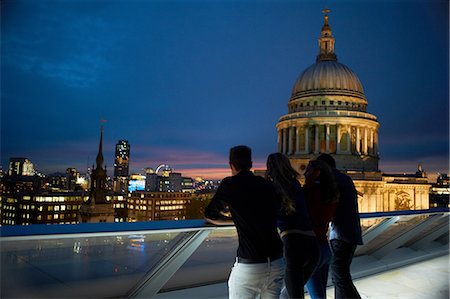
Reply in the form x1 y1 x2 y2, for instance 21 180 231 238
322 8 331 14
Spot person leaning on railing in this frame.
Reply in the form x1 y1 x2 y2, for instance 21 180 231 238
204 145 284 299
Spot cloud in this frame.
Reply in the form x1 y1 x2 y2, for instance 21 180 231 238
130 145 228 169
2 3 117 88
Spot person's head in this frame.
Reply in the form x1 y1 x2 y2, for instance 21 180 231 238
316 153 336 169
266 152 299 214
229 145 252 174
305 159 331 182
305 159 339 203
266 152 299 182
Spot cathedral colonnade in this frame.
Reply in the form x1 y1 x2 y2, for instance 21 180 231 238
277 120 379 157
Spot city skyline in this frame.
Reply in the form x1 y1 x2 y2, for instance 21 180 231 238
2 0 449 180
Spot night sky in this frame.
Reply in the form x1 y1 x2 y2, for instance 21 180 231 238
1 0 448 179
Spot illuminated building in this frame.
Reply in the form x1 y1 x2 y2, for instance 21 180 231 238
79 127 115 223
429 174 450 208
277 10 430 212
128 174 146 192
46 172 67 190
66 168 81 191
0 193 85 225
143 165 187 192
181 177 194 193
8 157 35 176
113 140 130 193
0 192 128 225
126 191 191 221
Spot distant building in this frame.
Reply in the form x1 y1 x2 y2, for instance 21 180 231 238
0 192 86 226
429 174 450 208
9 157 35 177
277 11 430 212
113 140 130 193
66 168 81 191
181 177 195 193
159 172 182 192
145 172 158 192
79 127 115 223
143 165 187 192
129 174 146 192
46 172 68 190
127 191 191 221
0 191 129 226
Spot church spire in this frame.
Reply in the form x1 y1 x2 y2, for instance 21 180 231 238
96 126 104 169
317 8 337 62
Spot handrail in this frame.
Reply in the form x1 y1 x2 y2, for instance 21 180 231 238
1 208 448 239
0 219 211 239
359 207 449 219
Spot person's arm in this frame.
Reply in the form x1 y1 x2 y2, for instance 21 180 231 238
205 216 234 226
204 180 233 225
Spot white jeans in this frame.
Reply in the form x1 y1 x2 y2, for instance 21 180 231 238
228 258 285 299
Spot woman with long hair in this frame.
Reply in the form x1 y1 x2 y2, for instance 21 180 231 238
266 153 320 299
304 159 339 299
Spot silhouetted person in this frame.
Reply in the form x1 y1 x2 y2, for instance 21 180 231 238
317 154 362 299
304 159 339 299
205 145 284 299
266 153 319 299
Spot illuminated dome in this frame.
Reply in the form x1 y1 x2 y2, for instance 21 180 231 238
292 60 365 98
276 9 380 173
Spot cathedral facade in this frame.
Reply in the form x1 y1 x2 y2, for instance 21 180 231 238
277 10 430 212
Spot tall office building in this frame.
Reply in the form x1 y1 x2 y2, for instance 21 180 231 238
277 10 430 212
113 140 130 193
114 140 130 177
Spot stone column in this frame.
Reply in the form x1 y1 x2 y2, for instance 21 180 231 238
325 124 330 153
336 124 341 154
314 125 319 154
282 128 287 154
363 127 368 155
277 130 282 152
347 126 351 154
356 127 360 154
288 127 294 154
370 129 374 155
374 131 378 156
295 127 301 154
305 126 309 154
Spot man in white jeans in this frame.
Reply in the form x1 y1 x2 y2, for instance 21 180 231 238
205 145 285 298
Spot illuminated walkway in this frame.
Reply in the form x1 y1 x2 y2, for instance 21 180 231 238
154 255 449 299
314 255 449 299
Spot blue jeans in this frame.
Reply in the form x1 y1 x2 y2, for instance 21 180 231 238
330 239 361 299
228 257 285 299
306 244 331 299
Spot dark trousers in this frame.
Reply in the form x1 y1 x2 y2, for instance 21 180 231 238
306 244 332 299
283 233 320 299
330 239 361 299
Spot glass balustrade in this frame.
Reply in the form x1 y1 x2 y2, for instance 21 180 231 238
1 208 448 298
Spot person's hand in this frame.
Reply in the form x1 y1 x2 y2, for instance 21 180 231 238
219 210 232 218
204 217 234 226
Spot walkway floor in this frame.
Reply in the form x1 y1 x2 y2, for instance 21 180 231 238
156 255 449 299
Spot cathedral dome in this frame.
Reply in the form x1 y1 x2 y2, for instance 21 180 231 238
292 60 365 98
